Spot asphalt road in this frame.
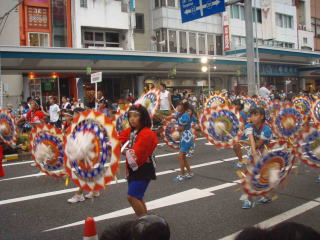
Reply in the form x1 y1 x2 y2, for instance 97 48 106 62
1 138 319 240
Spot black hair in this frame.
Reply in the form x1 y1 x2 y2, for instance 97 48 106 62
160 83 167 89
131 215 170 240
73 107 85 113
232 99 244 111
128 104 152 129
27 97 32 103
267 222 320 240
249 107 266 122
176 101 191 114
235 226 268 240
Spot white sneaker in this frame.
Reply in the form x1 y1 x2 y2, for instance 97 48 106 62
67 194 85 203
85 191 100 199
30 162 36 167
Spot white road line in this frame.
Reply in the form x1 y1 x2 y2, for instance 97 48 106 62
44 181 241 232
219 196 320 240
3 160 34 167
0 156 239 206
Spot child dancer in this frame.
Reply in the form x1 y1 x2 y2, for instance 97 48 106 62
174 102 194 182
234 107 272 209
118 104 158 216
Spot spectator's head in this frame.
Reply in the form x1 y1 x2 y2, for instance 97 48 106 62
267 222 320 240
160 83 167 91
97 90 104 100
49 96 57 104
62 96 67 103
232 99 244 111
63 110 73 123
131 215 170 240
128 104 152 129
27 97 32 104
176 101 191 114
98 99 107 109
30 98 40 110
249 107 266 124
235 226 268 240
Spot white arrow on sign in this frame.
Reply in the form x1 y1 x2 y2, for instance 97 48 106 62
184 0 221 16
44 181 239 232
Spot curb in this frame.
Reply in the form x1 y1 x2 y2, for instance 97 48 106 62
3 152 32 162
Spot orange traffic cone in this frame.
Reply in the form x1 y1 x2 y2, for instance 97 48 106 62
0 146 4 177
83 217 98 240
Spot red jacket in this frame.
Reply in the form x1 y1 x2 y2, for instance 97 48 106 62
118 127 158 181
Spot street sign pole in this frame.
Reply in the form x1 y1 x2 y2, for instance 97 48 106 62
95 82 98 109
91 72 102 109
244 0 256 96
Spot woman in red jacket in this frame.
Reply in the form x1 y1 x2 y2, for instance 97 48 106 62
118 104 158 216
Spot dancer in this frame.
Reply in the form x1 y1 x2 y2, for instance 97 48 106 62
234 107 273 209
232 99 249 168
118 104 158 216
174 102 194 182
67 108 101 203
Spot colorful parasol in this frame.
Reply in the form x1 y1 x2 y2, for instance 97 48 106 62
297 124 320 168
135 88 160 119
204 94 228 109
242 142 295 196
64 110 120 192
113 105 130 134
0 110 18 146
292 96 312 115
202 104 244 148
161 115 197 150
311 98 320 123
30 124 65 178
242 97 257 113
271 103 306 140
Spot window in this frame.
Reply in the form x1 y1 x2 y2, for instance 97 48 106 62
156 29 167 52
230 5 244 20
167 0 175 7
169 30 177 53
121 0 128 12
198 33 206 54
207 34 215 55
276 13 293 29
80 0 87 8
216 35 223 55
311 18 320 38
263 40 294 49
303 37 308 44
155 0 159 8
253 8 262 23
189 32 196 54
82 29 120 48
29 33 49 47
231 35 246 49
135 13 145 33
179 31 187 53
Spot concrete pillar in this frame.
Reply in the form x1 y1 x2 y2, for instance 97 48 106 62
136 76 145 97
299 78 306 91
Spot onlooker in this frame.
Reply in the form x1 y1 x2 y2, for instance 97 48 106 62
158 83 172 117
258 83 271 99
61 96 71 110
171 89 181 108
42 96 61 128
97 99 111 118
99 215 170 240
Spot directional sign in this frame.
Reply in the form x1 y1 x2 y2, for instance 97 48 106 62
180 0 225 23
90 72 102 84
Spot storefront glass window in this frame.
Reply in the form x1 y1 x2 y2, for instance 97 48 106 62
52 0 68 47
207 34 214 55
216 35 223 55
29 33 49 47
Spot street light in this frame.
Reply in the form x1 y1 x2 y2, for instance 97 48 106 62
201 66 208 72
201 57 208 64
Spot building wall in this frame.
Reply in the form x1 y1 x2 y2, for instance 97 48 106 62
72 0 130 48
0 0 20 46
2 75 23 108
134 0 151 51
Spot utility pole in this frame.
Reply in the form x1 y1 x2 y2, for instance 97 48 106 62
244 0 256 96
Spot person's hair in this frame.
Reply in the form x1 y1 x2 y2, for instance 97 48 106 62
27 97 32 103
128 104 152 129
176 101 191 113
50 96 57 103
267 222 320 240
249 107 266 122
235 226 268 240
131 215 170 240
232 99 244 111
98 99 107 105
160 83 166 89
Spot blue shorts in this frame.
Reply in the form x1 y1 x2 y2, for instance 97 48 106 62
128 180 150 199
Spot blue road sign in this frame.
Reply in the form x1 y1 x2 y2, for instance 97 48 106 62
180 0 225 23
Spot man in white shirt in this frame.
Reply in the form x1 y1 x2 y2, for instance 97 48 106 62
158 83 172 116
49 96 61 128
258 83 271 99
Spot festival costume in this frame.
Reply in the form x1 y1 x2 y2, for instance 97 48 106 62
178 112 194 153
118 127 158 200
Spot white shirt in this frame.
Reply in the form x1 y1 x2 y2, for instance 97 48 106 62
49 104 60 122
159 90 171 111
258 87 271 99
62 102 71 110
